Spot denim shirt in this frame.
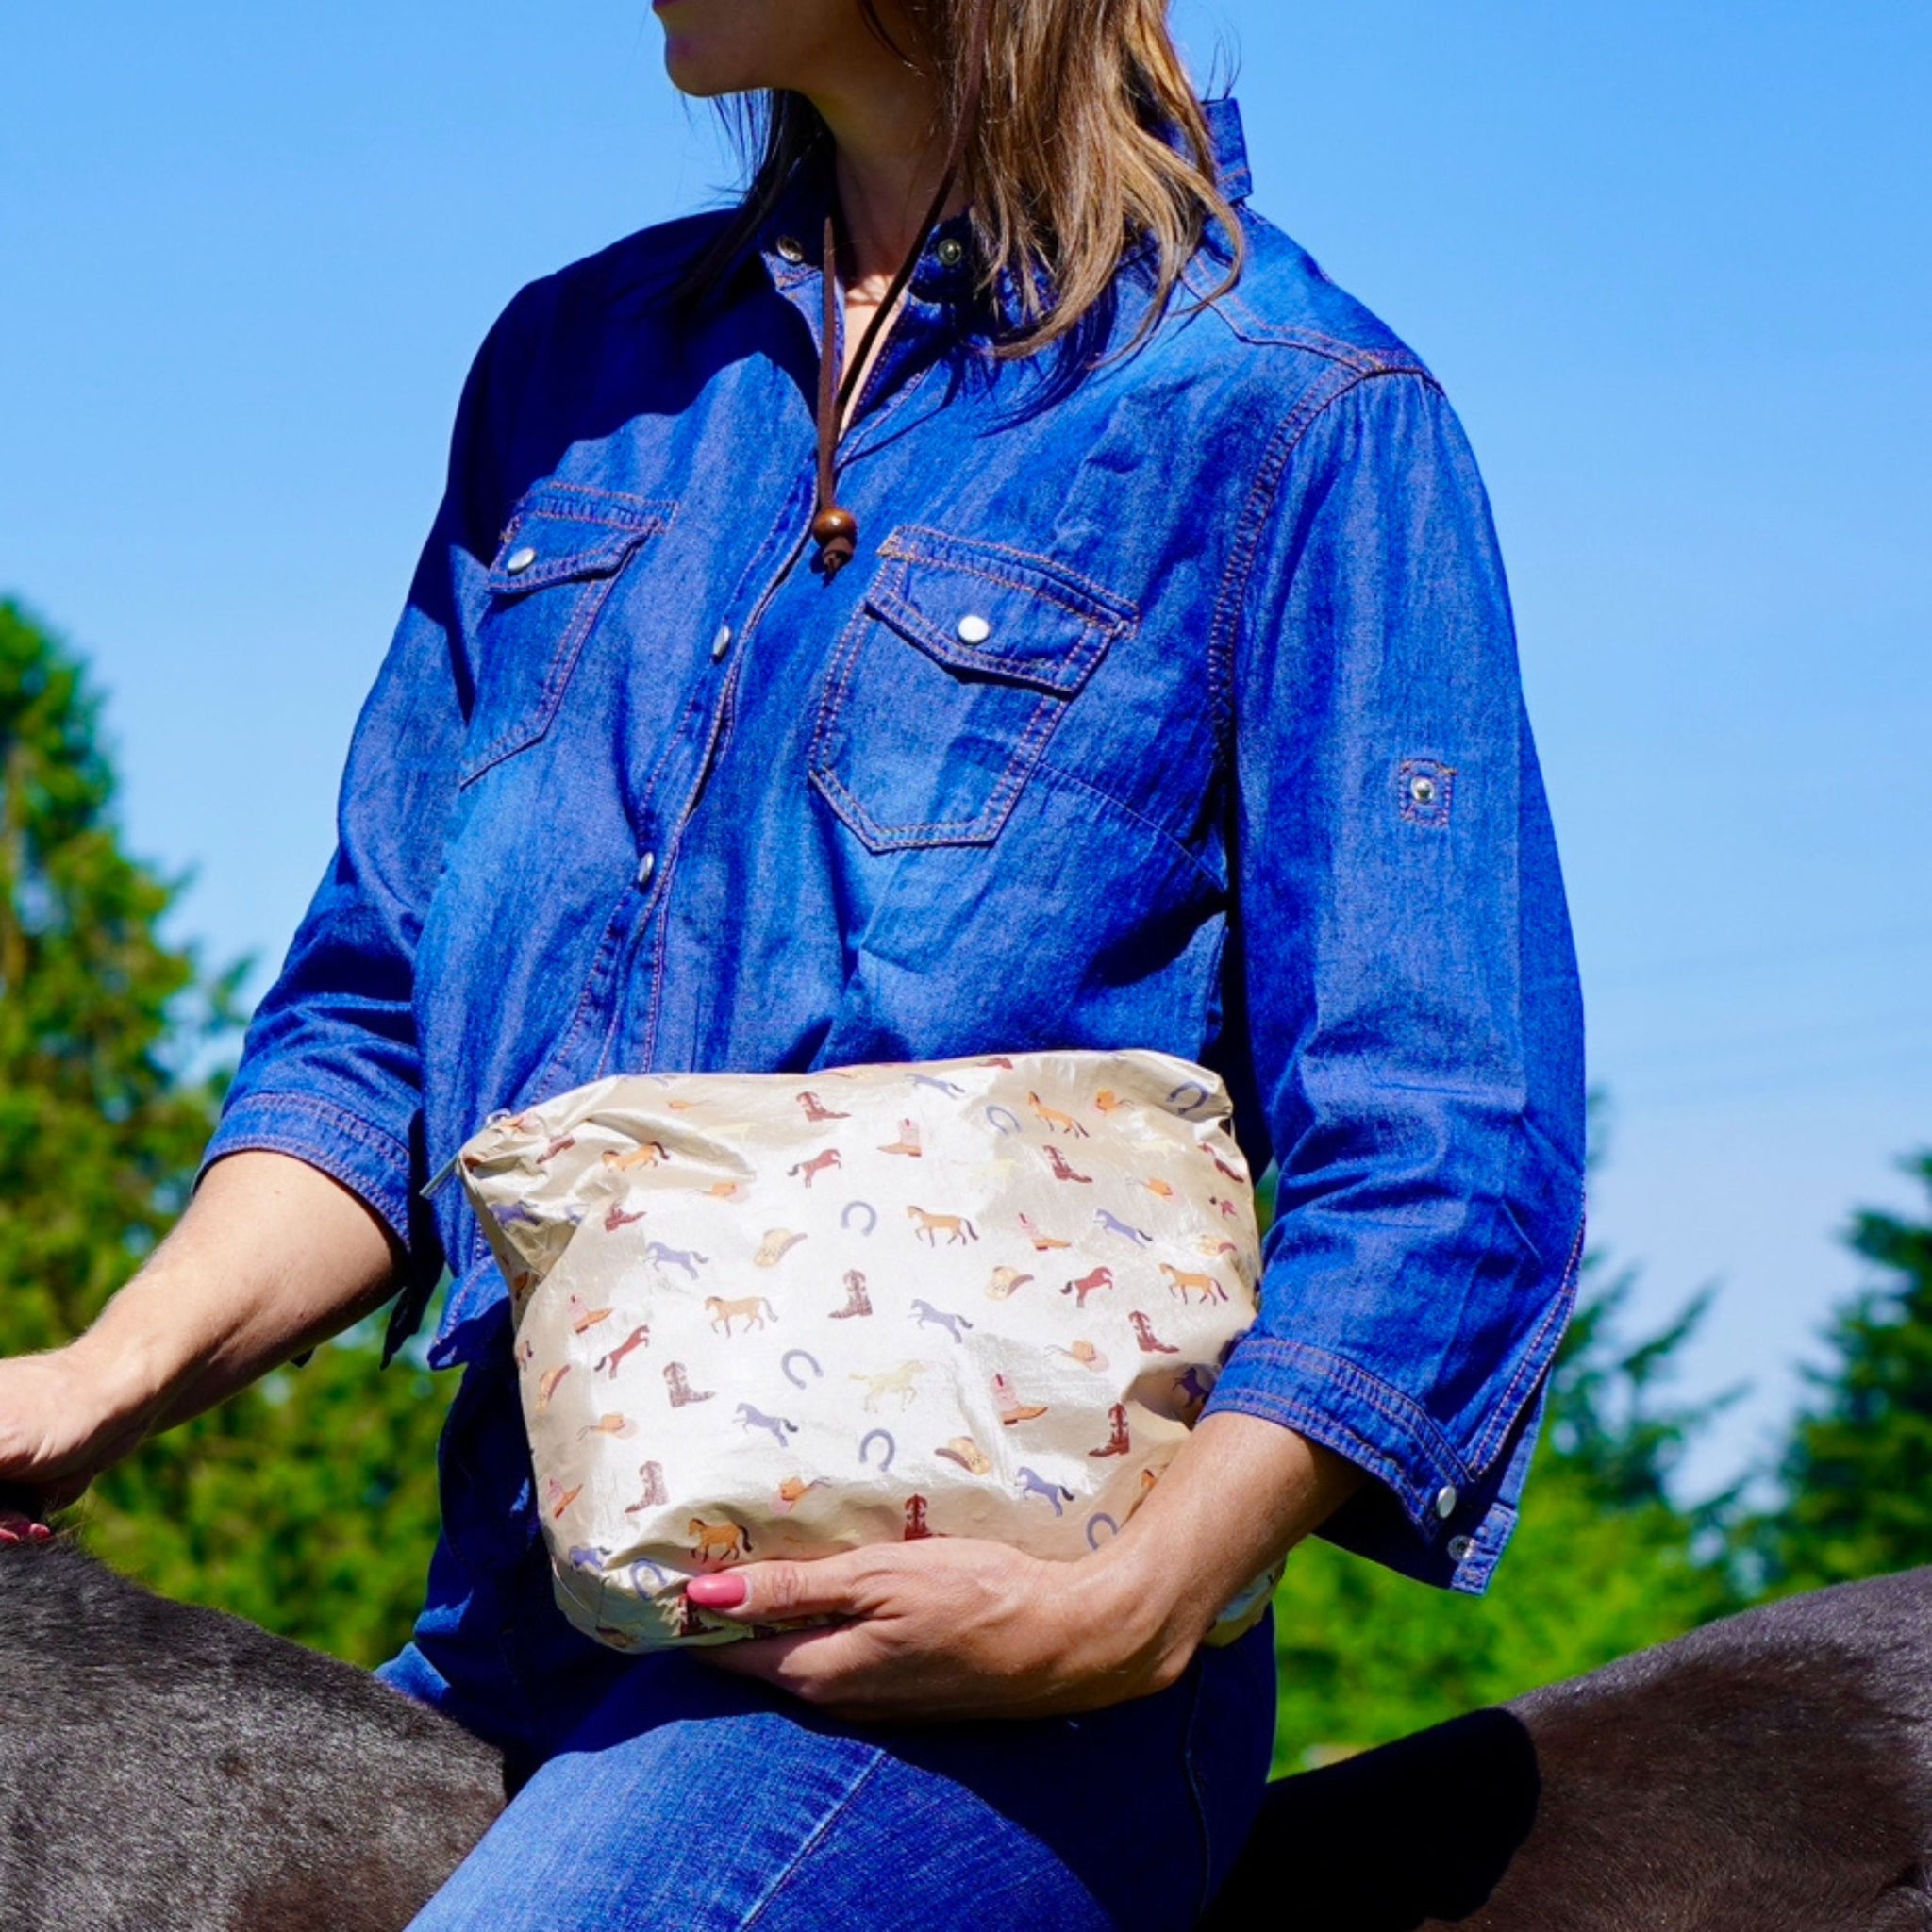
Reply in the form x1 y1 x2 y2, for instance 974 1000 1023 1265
204 98 1585 1598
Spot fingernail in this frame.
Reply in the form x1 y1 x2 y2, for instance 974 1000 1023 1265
25 1524 51 1543
0 1530 19 1547
687 1574 749 1610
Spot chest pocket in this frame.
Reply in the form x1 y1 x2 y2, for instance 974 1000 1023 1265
808 526 1137 851
458 484 675 787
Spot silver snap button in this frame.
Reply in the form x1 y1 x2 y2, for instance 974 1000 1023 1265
505 546 538 575
935 237 967 269
956 613 992 645
774 234 806 265
1434 1485 1458 1521
709 623 733 662
1448 1535 1474 1563
636 850 658 889
1410 776 1436 805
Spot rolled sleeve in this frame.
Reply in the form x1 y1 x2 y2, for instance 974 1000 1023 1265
200 1093 419 1252
1205 367 1586 1592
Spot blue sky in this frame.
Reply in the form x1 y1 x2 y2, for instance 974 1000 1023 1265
4 1 1928 1496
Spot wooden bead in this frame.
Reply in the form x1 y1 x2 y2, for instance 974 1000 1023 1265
812 504 859 577
811 506 858 547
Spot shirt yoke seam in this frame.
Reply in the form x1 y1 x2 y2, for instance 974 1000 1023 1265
1205 362 1439 764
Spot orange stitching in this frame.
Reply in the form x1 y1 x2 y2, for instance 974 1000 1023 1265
878 526 1139 630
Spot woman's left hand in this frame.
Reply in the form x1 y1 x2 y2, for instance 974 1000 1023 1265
691 1536 1189 1722
691 1415 1366 1724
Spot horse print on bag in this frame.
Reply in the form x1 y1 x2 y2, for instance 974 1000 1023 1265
707 1294 778 1337
461 1048 1264 1653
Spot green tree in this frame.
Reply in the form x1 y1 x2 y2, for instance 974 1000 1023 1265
1270 1251 1740 1771
0 600 231 1345
1757 1153 1932 1592
0 597 451 1664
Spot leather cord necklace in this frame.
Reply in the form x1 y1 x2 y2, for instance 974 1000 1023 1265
811 0 993 579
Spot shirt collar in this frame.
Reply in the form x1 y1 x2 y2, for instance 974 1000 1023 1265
751 93 1253 299
1203 96 1253 205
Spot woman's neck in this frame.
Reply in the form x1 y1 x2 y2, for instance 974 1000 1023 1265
803 42 966 291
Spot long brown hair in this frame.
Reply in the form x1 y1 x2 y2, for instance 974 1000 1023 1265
691 0 1243 358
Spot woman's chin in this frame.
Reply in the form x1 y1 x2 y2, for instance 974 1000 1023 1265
660 45 760 99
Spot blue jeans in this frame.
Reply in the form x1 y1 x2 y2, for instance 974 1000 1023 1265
385 1612 1275 1930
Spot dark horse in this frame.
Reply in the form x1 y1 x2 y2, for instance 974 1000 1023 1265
0 1540 503 1931
10 1534 1932 1929
1209 1564 1932 1931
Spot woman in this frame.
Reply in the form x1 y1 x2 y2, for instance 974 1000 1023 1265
0 1 1583 1925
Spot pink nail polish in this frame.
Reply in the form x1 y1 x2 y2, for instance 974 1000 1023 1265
25 1524 51 1543
687 1574 749 1610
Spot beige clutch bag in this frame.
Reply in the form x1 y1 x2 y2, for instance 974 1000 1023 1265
458 1048 1268 1652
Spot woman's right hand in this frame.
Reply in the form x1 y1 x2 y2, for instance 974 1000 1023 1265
0 1153 406 1543
0 1153 405 1541
0 1342 167 1536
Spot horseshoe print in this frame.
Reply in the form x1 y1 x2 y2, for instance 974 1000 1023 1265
782 1349 824 1390
500 1055 1252 1618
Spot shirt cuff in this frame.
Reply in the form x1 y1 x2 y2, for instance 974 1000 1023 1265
196 1091 418 1254
1200 1332 1551 1596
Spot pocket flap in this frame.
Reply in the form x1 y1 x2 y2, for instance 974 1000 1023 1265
487 486 676 595
866 527 1137 697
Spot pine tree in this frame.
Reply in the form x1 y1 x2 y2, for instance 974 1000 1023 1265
1760 1154 1932 1591
0 599 451 1664
0 599 233 1345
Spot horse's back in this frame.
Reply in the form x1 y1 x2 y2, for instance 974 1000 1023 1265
1210 1566 1932 1931
0 1541 504 1932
